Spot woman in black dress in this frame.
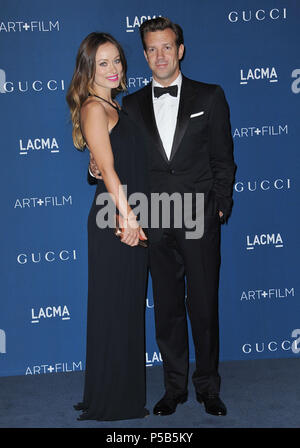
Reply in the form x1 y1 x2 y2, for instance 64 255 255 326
66 32 149 421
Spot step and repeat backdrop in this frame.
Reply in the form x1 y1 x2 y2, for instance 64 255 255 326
0 0 299 377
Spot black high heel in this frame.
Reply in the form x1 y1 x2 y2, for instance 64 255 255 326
73 402 87 411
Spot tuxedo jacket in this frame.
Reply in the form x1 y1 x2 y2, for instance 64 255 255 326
122 75 236 230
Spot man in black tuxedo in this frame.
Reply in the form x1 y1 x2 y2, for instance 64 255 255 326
90 17 235 417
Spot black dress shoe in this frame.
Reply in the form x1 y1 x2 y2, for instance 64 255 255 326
153 393 188 416
197 393 227 416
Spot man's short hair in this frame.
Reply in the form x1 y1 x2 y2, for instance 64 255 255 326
140 17 184 50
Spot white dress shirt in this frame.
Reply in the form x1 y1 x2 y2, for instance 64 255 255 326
152 72 182 160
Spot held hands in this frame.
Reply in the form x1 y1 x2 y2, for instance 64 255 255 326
118 214 147 247
89 155 147 247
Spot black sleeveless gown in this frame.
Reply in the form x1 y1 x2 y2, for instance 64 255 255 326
75 108 149 421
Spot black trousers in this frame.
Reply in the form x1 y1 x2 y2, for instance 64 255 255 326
149 220 221 398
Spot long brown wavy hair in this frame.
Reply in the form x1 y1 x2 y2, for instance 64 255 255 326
66 32 127 150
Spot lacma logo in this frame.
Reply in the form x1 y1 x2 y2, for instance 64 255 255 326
0 329 6 354
146 351 162 367
19 137 60 155
240 67 278 85
31 305 70 324
246 233 284 250
126 15 161 32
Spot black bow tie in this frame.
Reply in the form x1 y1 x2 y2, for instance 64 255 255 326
154 85 178 98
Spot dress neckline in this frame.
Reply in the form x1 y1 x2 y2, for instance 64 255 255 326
90 94 120 111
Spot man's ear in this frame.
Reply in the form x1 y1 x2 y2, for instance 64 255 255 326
143 49 148 63
178 44 185 61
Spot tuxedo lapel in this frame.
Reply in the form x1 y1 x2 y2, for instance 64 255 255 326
139 85 169 164
138 76 197 164
169 76 197 162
